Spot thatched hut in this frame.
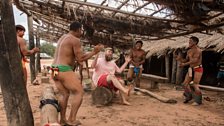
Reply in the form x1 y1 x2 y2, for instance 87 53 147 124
142 32 224 86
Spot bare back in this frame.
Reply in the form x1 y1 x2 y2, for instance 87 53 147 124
187 47 202 67
53 34 80 67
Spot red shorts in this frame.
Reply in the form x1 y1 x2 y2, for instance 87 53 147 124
194 67 203 73
97 74 118 92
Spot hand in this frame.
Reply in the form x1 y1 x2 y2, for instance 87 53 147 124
125 55 131 63
33 47 40 53
179 63 185 67
93 44 104 54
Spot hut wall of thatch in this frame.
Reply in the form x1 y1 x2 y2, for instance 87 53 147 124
142 33 224 86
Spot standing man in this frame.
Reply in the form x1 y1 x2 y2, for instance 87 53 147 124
174 36 203 106
16 25 39 85
127 40 146 88
92 48 132 105
51 22 103 125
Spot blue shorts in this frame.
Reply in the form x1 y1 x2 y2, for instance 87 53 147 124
217 71 224 79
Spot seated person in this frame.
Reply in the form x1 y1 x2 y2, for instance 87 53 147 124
92 47 132 105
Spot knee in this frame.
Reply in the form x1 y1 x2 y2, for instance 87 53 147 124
107 74 116 80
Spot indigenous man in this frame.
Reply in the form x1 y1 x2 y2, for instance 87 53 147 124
174 36 203 106
51 22 103 125
127 40 146 88
16 25 39 85
92 48 132 105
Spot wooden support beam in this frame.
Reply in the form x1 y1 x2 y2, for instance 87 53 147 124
199 85 224 92
165 54 171 82
175 61 183 85
150 7 165 16
62 0 187 24
35 26 41 73
28 15 36 83
111 0 129 17
0 1 34 125
134 87 177 104
171 56 177 84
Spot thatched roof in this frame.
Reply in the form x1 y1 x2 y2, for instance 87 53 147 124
143 32 224 58
1 0 224 48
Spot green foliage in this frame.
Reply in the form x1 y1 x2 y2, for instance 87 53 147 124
40 43 56 57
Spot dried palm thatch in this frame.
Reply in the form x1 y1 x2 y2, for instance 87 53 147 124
0 0 224 48
143 32 224 58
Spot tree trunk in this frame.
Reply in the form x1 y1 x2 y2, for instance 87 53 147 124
171 56 177 84
35 28 41 73
0 1 34 125
28 15 36 83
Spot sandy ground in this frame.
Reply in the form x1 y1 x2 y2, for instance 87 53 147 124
0 59 224 126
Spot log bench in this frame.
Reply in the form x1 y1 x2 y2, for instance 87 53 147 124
141 73 169 89
92 87 113 106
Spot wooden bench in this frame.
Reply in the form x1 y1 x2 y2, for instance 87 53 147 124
141 73 169 89
91 87 114 106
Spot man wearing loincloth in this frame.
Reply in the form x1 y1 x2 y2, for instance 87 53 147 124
127 40 146 88
16 25 39 85
92 48 132 105
51 22 103 126
174 36 203 106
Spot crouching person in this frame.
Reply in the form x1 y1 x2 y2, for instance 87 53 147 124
92 48 132 105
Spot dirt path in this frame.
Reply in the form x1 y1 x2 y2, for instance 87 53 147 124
0 59 224 126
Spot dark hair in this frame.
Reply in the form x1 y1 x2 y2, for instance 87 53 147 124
136 40 143 45
190 36 199 44
16 25 25 32
69 22 82 31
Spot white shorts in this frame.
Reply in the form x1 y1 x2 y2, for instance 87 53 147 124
129 64 143 68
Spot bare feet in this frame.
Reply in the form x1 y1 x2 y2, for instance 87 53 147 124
66 120 82 126
122 100 131 106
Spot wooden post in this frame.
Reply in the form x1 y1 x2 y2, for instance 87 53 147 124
171 56 177 84
0 1 34 125
28 15 36 83
40 86 59 126
176 61 184 85
165 54 171 82
35 26 41 73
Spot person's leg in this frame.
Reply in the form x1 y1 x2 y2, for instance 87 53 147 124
192 71 203 105
54 79 69 124
59 71 84 125
23 67 27 85
182 72 193 103
118 79 131 105
127 68 134 84
107 75 130 96
135 68 143 88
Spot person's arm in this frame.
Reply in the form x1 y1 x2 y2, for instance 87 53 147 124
129 49 138 66
73 41 103 62
116 55 131 73
181 52 201 67
19 38 39 56
91 54 99 68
